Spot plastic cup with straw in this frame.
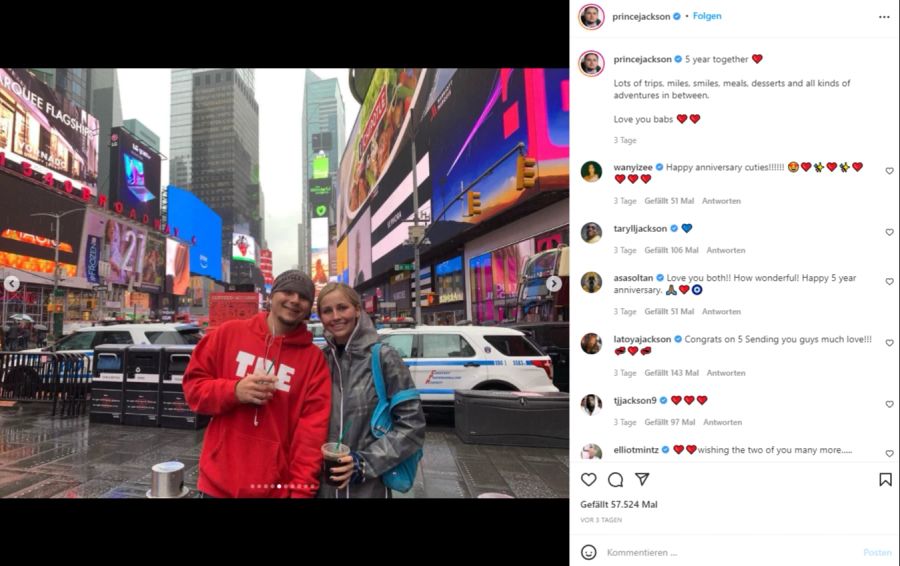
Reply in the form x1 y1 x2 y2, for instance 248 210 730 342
322 419 351 486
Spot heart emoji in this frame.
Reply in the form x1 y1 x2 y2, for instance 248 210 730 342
581 473 597 486
641 174 651 184
679 285 690 294
640 346 652 356
686 445 697 454
627 346 639 356
752 54 763 63
628 174 639 184
698 396 708 405
315 205 327 217
673 445 685 454
689 114 700 124
615 346 626 356
801 162 811 172
826 162 837 172
852 162 863 172
615 174 626 184
677 114 687 123
684 396 695 405
671 396 682 405
887 401 895 408
887 340 894 347
681 224 693 233
888 167 895 175
888 451 895 458
887 229 895 236
887 278 895 286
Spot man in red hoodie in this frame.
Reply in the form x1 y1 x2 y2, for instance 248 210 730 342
183 270 331 498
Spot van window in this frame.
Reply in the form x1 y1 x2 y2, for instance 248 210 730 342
485 335 543 357
382 334 414 358
422 334 476 358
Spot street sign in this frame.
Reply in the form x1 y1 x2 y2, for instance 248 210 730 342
394 263 415 271
379 301 397 308
54 289 64 297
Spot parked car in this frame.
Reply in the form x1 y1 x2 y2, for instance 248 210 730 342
21 323 202 370
507 321 569 392
377 325 557 405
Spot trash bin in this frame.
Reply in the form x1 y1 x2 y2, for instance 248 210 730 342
124 345 164 427
159 345 209 430
90 345 129 424
454 390 569 448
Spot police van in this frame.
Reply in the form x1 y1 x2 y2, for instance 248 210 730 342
377 325 557 404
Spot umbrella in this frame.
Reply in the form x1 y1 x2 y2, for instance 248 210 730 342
33 324 48 331
8 314 34 322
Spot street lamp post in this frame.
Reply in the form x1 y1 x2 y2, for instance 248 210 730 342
30 209 82 341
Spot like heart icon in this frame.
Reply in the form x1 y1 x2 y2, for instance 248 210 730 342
698 395 708 405
673 445 685 454
641 174 651 184
752 54 763 63
689 114 701 124
800 162 812 172
615 174 626 184
679 285 690 294
671 395 682 405
677 114 688 123
628 174 639 184
681 224 693 233
852 162 863 171
684 396 695 405
628 346 639 355
581 473 597 486
686 445 697 454
827 162 837 172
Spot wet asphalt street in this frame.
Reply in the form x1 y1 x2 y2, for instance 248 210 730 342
0 403 568 498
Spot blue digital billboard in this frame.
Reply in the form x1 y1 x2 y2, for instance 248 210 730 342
166 185 222 280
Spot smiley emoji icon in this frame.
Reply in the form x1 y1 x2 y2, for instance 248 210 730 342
788 161 799 173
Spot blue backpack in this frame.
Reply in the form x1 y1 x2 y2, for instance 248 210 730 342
369 343 423 492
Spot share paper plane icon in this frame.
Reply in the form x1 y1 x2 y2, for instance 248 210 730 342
635 473 650 486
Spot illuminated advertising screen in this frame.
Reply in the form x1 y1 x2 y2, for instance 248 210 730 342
336 238 348 284
80 210 149 286
141 234 165 291
231 232 257 264
338 69 423 228
259 248 273 285
310 217 330 286
309 177 332 208
435 256 464 304
427 68 569 243
346 208 371 288
166 238 190 295
166 185 223 279
0 179 84 278
108 127 161 225
0 68 100 191
312 153 329 179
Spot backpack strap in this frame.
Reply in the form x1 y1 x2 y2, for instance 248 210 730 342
370 342 421 438
371 343 387 404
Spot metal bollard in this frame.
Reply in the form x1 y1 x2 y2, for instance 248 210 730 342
147 461 189 498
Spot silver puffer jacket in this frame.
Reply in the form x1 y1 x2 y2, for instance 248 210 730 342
317 313 426 498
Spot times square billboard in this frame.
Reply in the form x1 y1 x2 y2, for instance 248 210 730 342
337 68 569 285
108 127 162 227
166 185 223 280
0 68 100 192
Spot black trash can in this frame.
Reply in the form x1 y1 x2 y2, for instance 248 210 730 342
159 345 209 430
90 345 129 424
454 390 569 448
124 345 164 427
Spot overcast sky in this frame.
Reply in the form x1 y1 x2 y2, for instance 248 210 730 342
116 69 360 276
